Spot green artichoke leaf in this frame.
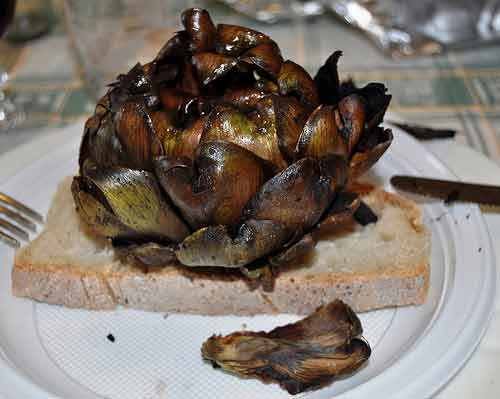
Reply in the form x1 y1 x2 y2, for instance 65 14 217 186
161 114 207 161
71 176 136 239
349 128 393 180
295 105 348 160
176 219 292 267
192 52 237 86
240 40 283 79
202 105 286 170
85 167 190 243
278 60 320 109
215 24 271 56
155 140 269 230
201 299 370 395
181 8 216 53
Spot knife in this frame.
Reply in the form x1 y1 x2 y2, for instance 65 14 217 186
390 175 500 206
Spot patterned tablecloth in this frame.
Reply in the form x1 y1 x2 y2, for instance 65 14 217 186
1 2 500 162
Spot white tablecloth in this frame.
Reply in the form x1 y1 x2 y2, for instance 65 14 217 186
0 123 499 398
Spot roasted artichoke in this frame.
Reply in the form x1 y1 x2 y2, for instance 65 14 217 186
202 299 371 394
74 8 392 280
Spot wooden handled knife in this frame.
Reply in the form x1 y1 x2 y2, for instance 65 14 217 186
390 175 500 205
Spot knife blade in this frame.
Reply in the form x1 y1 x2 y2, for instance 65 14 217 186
390 175 500 206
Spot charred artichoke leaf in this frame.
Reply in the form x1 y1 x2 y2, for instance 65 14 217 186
278 60 319 109
114 101 163 171
192 52 237 86
215 24 270 55
202 299 370 395
181 8 216 53
156 31 190 64
350 128 393 180
71 176 136 239
353 200 378 226
295 105 348 160
243 158 334 230
240 41 283 79
176 219 292 267
155 140 269 229
338 94 366 154
314 192 361 237
117 242 177 267
86 167 189 243
339 82 391 131
202 105 285 170
313 50 342 106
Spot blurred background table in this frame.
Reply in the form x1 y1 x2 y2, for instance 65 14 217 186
1 0 499 160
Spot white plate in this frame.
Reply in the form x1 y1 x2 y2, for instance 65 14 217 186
0 125 495 399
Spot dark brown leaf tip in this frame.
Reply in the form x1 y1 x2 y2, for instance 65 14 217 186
201 299 371 394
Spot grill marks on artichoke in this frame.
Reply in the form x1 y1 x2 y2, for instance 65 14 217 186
74 7 393 273
202 299 371 394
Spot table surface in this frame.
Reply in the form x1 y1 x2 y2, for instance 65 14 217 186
0 3 500 398
1 2 500 161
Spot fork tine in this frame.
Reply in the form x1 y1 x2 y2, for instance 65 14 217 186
0 218 29 240
0 192 44 223
0 205 37 232
0 230 20 249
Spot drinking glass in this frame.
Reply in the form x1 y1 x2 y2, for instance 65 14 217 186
0 0 25 133
64 0 207 101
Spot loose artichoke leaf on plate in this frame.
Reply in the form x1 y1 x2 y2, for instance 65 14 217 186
73 7 393 279
202 299 371 395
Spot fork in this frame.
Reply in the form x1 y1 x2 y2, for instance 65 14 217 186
0 192 43 249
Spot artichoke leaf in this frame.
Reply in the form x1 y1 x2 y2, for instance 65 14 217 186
271 96 309 163
295 105 348 159
181 8 216 53
161 115 207 160
192 52 237 86
114 101 163 171
215 24 270 56
349 128 393 180
269 233 316 267
218 87 269 111
155 141 269 229
314 192 361 237
313 50 342 105
79 112 126 172
117 242 177 267
240 41 283 79
338 94 366 154
202 299 370 395
278 60 319 109
176 219 292 267
71 177 136 239
86 167 190 243
243 158 335 230
202 105 285 169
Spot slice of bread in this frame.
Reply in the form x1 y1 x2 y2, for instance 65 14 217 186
12 177 430 315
